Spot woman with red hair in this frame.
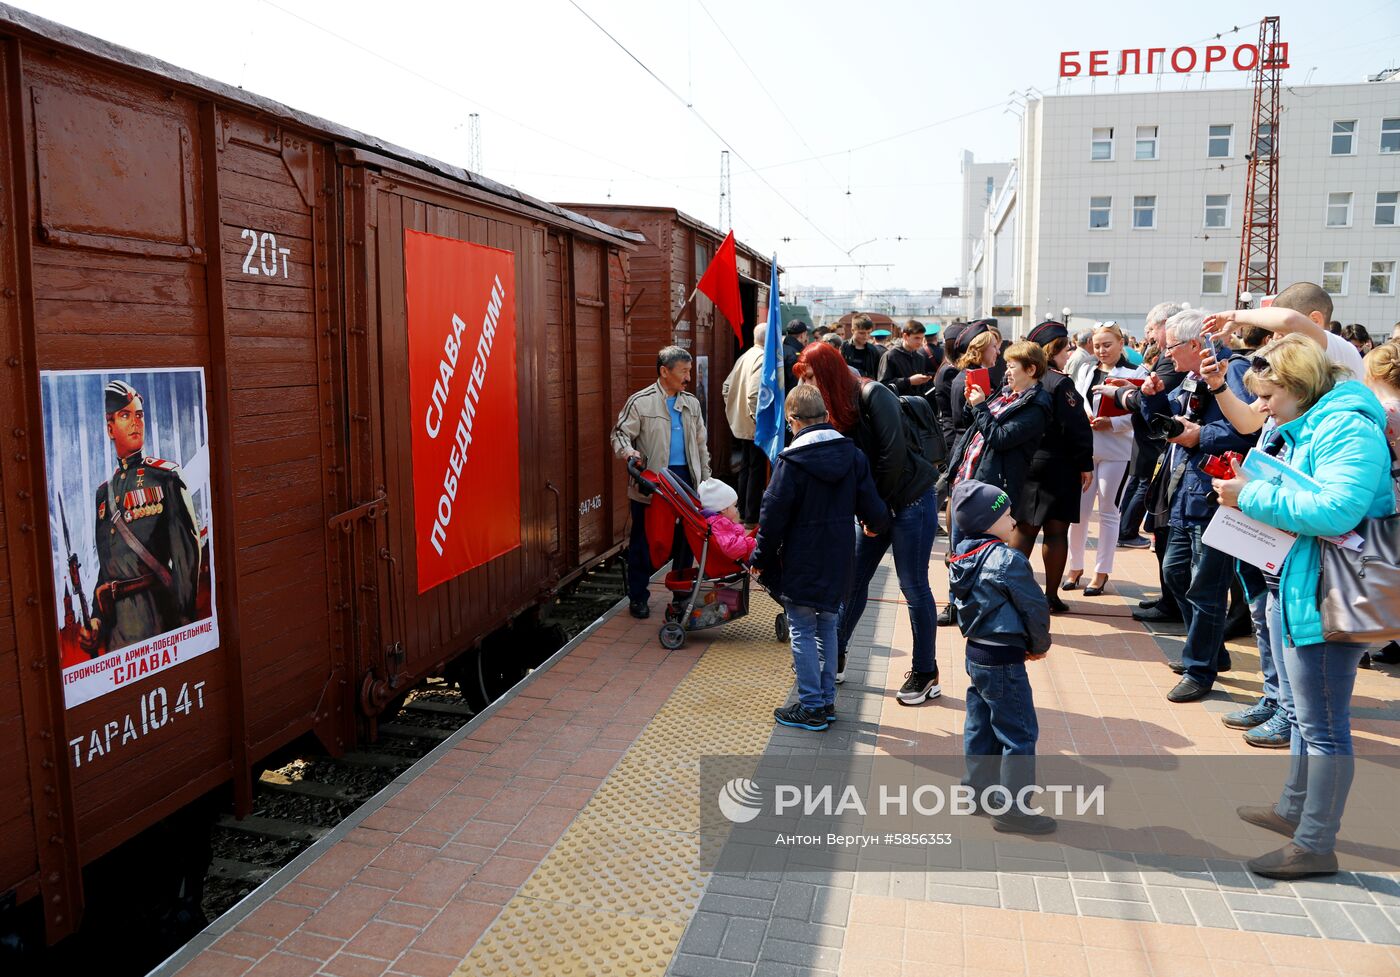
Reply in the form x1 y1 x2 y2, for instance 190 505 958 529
794 342 942 705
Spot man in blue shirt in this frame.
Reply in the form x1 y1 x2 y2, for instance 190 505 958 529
612 346 713 618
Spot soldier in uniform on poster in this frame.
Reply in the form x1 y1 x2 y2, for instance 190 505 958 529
77 379 202 656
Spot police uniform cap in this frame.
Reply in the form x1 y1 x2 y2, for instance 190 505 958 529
1027 320 1069 346
105 379 141 415
954 318 997 358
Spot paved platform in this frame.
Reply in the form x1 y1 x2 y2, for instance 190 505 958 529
158 539 1400 977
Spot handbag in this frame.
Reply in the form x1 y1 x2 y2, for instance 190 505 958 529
1318 454 1400 643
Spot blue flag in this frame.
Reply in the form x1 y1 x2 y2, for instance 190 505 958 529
753 256 785 464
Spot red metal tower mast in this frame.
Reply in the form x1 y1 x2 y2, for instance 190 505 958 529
1236 16 1284 307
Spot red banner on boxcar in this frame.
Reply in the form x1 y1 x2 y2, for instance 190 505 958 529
404 231 521 593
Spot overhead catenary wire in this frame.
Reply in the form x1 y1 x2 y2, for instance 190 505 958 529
254 0 699 200
565 0 852 260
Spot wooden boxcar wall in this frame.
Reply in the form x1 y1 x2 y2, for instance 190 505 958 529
341 157 630 702
0 20 635 937
560 205 771 483
0 38 358 895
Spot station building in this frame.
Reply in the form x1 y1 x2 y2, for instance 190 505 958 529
963 75 1400 335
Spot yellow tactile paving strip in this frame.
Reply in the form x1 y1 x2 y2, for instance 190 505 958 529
453 588 794 977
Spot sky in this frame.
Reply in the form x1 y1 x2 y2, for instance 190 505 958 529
14 0 1400 296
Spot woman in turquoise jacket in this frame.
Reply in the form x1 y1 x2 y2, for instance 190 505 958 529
1213 335 1394 881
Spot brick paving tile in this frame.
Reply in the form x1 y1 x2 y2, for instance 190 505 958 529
300 884 393 940
316 951 388 977
176 950 256 977
386 949 461 977
275 931 342 962
341 920 417 961
239 901 314 941
243 950 321 977
211 930 278 961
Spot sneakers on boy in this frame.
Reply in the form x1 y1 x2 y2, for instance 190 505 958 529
774 703 829 731
824 702 837 722
896 668 941 705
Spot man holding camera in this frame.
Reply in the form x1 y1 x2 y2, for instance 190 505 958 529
1136 310 1258 702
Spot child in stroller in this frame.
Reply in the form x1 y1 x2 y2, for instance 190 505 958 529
626 460 786 649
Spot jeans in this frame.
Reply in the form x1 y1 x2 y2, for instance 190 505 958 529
626 464 693 603
1265 589 1295 727
837 487 939 672
1253 591 1279 707
1271 631 1367 853
963 660 1039 801
787 602 838 711
1161 524 1234 687
1118 474 1149 541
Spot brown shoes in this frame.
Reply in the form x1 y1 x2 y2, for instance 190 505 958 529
1236 805 1298 838
1247 843 1339 880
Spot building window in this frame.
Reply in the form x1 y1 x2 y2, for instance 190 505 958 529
1326 192 1354 227
1135 125 1159 160
1201 261 1227 295
985 176 994 199
1133 195 1157 229
1322 261 1349 296
1091 127 1114 161
1087 261 1110 295
1383 119 1400 154
1207 124 1233 158
1204 193 1231 228
1378 191 1398 226
1372 261 1397 296
1332 120 1357 156
1256 123 1275 158
1088 195 1112 229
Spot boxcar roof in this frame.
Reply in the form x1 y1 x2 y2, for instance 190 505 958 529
556 203 779 272
0 3 644 248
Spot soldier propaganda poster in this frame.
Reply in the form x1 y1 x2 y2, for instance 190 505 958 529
41 368 219 709
404 231 521 593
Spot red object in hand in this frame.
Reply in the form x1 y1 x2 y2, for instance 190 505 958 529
1200 451 1244 479
965 368 991 397
1094 377 1144 418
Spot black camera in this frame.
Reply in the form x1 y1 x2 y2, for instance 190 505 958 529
1147 415 1185 440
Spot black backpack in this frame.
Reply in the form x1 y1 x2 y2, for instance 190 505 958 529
899 395 946 464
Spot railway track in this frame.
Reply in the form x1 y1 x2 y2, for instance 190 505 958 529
201 556 628 919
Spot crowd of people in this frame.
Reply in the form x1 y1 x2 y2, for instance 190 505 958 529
611 292 1400 873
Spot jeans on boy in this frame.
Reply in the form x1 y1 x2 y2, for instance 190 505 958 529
837 486 939 671
787 602 839 711
1161 524 1234 687
1271 619 1366 853
626 464 694 603
963 659 1039 802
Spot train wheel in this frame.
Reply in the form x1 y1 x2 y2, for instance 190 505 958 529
659 623 686 650
774 612 788 643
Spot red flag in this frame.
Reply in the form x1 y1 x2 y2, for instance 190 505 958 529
696 230 744 341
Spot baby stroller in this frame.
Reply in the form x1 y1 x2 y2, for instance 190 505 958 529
627 460 787 650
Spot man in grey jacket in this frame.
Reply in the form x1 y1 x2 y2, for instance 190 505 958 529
612 346 713 618
721 323 770 523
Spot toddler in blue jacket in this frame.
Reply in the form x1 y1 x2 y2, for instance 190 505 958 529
948 479 1054 834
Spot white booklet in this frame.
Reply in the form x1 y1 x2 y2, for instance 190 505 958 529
1203 506 1297 573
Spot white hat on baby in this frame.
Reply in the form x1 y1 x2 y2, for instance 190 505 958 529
698 478 738 512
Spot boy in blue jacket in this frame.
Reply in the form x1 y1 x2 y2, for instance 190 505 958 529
752 384 890 731
948 479 1055 834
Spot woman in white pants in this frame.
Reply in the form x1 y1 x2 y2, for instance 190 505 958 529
1064 322 1146 596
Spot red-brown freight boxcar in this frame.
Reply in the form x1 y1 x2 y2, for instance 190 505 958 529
0 3 637 944
559 205 775 480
